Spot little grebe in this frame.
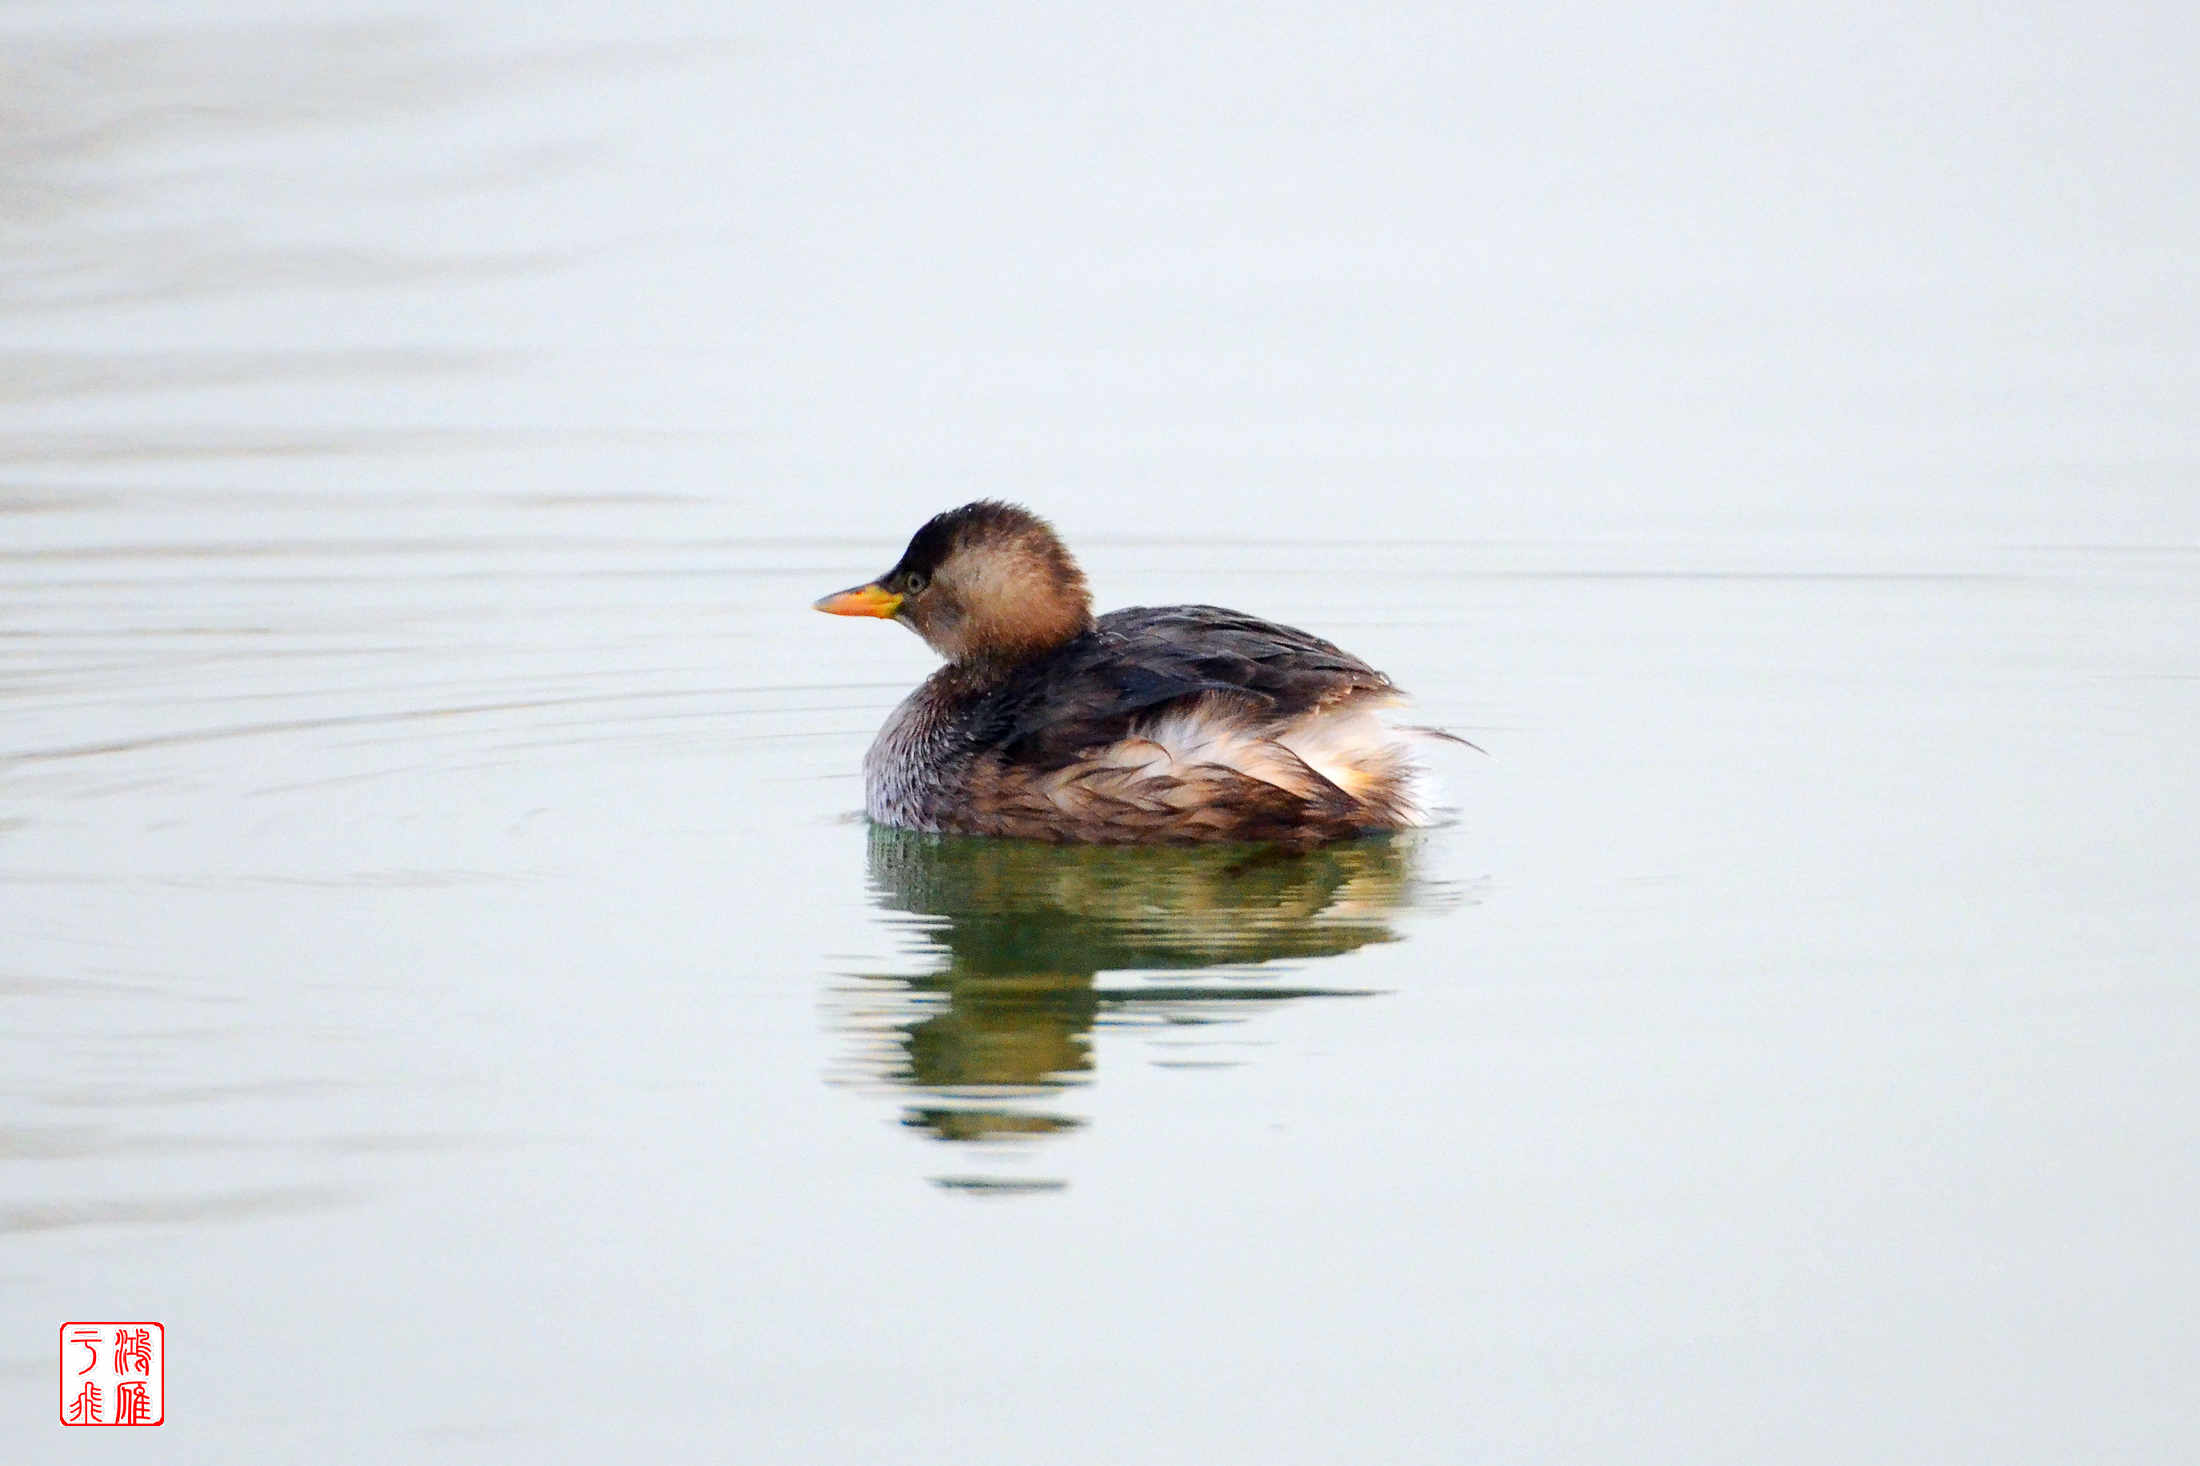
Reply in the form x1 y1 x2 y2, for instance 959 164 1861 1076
815 502 1455 845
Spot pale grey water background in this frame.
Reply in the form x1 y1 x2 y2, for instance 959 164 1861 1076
5 2 2198 1461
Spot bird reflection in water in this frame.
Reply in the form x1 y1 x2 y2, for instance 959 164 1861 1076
832 826 1460 1192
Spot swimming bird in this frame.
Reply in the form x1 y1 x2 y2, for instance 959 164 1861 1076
815 501 1458 844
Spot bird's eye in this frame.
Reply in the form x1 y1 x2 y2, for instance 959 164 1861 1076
903 571 929 594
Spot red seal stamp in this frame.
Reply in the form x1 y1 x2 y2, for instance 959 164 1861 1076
59 1323 163 1426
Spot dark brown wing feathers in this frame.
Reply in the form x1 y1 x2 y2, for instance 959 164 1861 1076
973 605 1395 767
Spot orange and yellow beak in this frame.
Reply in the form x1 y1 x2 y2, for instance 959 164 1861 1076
812 582 902 619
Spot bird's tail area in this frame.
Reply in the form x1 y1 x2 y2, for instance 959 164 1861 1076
1276 703 1484 831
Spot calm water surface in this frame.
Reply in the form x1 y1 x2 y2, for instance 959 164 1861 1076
5 4 2198 1463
